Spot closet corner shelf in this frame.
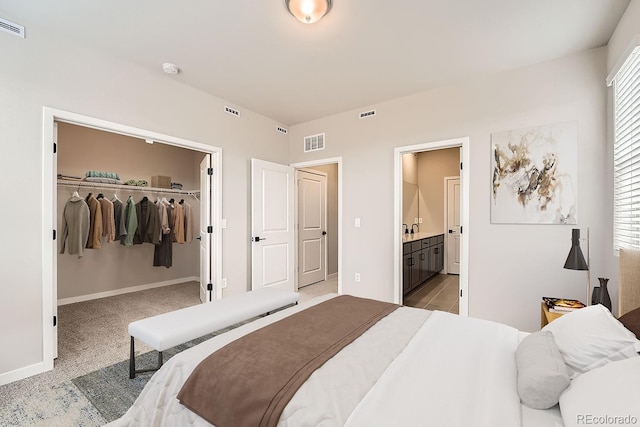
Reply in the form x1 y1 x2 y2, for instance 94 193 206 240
57 179 200 199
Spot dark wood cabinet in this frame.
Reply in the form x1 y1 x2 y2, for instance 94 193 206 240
402 234 445 295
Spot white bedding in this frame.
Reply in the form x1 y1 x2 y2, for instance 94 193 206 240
108 295 564 427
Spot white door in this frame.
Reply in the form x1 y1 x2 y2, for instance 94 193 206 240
251 159 295 292
446 177 461 274
53 121 59 359
297 169 326 288
200 155 213 302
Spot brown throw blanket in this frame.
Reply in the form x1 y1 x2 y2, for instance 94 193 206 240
177 295 400 427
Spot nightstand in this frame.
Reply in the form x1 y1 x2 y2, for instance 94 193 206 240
540 302 566 328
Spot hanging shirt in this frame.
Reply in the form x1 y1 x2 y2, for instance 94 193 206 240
99 197 116 243
121 196 138 247
112 198 127 240
154 203 173 268
183 201 194 243
134 197 161 245
85 195 103 249
172 202 185 244
59 195 90 257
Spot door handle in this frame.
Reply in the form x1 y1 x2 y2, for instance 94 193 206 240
252 236 266 242
322 231 327 235
196 236 202 240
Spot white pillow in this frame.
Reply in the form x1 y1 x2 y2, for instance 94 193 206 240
516 330 570 409
559 357 640 427
542 304 640 377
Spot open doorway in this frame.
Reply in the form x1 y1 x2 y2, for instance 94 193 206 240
249 157 342 303
393 138 469 315
294 163 339 301
42 107 222 375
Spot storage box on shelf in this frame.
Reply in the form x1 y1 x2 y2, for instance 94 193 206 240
151 175 172 189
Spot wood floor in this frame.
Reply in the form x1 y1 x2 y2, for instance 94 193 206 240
403 274 459 314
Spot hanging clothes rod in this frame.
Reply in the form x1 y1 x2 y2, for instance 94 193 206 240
57 179 200 199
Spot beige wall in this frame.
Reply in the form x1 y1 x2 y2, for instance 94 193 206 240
289 47 609 332
0 27 288 379
305 164 338 276
417 148 460 234
57 123 203 300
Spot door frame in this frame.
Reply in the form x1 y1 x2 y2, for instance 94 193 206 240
42 107 223 373
444 176 461 275
296 168 328 288
393 138 469 315
290 157 342 295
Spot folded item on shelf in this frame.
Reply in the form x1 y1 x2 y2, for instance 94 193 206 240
171 182 183 190
136 180 148 187
84 177 124 185
58 174 83 181
85 170 121 180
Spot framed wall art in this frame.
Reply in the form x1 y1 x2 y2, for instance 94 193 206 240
491 121 578 224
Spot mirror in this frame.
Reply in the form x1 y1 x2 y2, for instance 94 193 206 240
403 181 419 232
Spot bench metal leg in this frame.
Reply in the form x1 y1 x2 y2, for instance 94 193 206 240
129 336 164 379
129 336 135 378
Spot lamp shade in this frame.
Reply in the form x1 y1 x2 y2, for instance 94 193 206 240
285 0 332 24
564 228 588 270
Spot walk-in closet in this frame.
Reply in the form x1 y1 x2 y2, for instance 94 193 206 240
55 122 207 365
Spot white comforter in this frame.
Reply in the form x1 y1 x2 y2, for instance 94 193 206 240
108 295 528 427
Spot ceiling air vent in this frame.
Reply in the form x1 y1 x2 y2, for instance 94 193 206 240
0 17 25 38
304 133 325 152
359 109 376 119
276 126 288 135
224 106 240 117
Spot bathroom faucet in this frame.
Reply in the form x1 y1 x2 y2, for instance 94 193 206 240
403 224 409 234
411 224 419 234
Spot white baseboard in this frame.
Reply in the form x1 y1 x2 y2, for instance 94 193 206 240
0 362 48 387
57 276 199 306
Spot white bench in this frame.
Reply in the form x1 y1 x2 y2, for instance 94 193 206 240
128 287 299 378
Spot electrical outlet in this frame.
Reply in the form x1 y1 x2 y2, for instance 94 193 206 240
355 273 361 283
221 278 227 288
419 218 423 224
220 219 227 229
355 218 361 228
414 218 419 224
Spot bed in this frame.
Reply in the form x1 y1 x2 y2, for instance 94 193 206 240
107 281 640 427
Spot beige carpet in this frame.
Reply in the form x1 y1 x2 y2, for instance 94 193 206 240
0 281 201 404
0 278 338 426
0 278 338 403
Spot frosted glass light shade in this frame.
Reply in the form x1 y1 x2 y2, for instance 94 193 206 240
285 0 332 24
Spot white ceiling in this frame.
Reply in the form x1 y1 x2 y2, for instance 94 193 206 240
1 0 630 125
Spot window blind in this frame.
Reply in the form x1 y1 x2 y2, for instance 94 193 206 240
614 46 640 251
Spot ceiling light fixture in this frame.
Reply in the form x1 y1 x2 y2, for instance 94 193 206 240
285 0 332 24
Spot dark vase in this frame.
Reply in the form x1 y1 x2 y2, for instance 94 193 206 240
591 286 601 305
594 277 612 311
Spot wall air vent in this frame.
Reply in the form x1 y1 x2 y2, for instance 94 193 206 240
0 17 25 38
359 109 376 119
224 106 240 117
304 133 325 152
276 126 288 135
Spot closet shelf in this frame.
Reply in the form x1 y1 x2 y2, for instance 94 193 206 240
57 179 200 199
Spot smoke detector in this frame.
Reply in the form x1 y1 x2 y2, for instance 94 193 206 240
162 63 180 74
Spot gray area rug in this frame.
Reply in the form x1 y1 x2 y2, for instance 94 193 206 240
71 328 237 423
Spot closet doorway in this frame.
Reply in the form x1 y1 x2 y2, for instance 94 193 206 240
393 137 469 315
42 108 222 369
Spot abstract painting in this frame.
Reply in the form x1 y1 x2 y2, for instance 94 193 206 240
491 121 578 224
